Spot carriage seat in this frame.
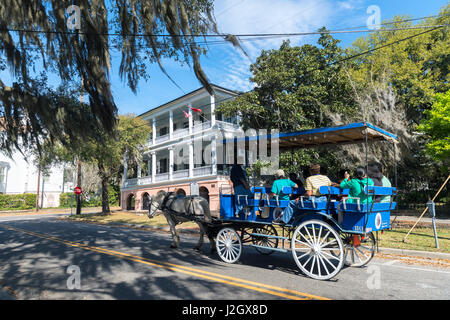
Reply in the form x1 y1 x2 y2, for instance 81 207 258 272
337 186 397 213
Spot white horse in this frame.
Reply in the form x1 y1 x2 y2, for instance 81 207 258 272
147 190 216 252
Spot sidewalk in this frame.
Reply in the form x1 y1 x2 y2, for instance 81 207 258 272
391 215 450 226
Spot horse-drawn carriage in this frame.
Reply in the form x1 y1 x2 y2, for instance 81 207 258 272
148 122 398 281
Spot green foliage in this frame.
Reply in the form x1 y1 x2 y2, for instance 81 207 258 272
0 0 245 157
217 32 356 132
0 193 36 211
348 6 450 123
417 90 450 163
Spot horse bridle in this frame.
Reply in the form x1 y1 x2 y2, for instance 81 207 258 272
148 197 161 217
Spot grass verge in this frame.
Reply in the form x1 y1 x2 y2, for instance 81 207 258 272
63 210 198 229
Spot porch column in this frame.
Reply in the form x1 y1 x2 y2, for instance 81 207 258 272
137 162 141 179
168 146 174 181
151 152 156 182
147 159 151 176
169 110 174 140
210 94 216 127
211 135 217 175
152 118 156 144
188 103 193 134
189 141 194 178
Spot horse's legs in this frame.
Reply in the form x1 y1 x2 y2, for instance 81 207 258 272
199 222 216 253
164 213 180 248
194 221 205 251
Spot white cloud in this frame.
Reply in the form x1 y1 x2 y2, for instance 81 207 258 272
204 0 367 92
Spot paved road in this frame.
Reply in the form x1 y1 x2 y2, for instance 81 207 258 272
0 215 449 300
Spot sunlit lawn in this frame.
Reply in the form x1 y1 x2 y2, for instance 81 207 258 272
64 210 198 229
377 226 450 253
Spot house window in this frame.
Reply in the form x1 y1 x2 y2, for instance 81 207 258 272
158 158 168 174
159 127 168 136
0 167 5 184
0 163 8 194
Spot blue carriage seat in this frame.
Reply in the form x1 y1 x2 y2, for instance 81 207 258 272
337 186 397 233
289 186 335 211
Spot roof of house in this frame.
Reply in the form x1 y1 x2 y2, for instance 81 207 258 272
138 84 242 119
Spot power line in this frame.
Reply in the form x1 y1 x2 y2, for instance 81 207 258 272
1 13 448 39
130 24 446 132
5 24 448 52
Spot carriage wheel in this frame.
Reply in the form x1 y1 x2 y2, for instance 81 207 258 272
291 220 344 280
240 228 254 244
342 232 376 267
252 225 279 255
216 228 242 264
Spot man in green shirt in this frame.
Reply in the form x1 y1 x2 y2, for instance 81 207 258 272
270 169 297 200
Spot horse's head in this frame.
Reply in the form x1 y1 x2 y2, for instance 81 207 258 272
147 190 167 219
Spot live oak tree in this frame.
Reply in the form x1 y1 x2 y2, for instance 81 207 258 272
216 30 357 176
217 30 356 132
44 113 151 214
0 0 244 155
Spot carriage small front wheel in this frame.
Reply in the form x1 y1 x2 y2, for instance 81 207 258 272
216 227 242 264
291 220 344 280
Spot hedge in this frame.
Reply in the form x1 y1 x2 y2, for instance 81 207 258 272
59 185 120 208
0 193 37 211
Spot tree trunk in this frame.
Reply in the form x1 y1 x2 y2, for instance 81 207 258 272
98 163 110 215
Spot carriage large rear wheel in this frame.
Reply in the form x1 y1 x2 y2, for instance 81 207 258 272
216 227 242 264
342 232 376 267
291 220 344 280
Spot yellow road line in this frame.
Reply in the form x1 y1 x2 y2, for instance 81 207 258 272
0 224 330 300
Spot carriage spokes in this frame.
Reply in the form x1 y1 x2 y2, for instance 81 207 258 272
216 228 242 264
291 220 344 280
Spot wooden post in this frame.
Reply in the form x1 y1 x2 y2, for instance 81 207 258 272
403 175 450 242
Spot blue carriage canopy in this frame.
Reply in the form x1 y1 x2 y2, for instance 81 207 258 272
224 122 398 149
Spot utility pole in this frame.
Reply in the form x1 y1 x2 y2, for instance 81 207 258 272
76 77 84 215
76 158 82 215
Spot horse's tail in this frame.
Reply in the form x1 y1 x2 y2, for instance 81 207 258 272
198 198 212 223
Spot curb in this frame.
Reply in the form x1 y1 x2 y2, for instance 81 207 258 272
377 247 450 260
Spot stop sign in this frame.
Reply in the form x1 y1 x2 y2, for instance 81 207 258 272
74 186 82 195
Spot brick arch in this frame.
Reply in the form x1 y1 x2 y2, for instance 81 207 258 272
126 193 135 210
141 192 150 210
199 186 209 203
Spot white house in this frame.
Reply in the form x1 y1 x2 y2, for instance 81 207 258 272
121 84 244 213
0 150 72 208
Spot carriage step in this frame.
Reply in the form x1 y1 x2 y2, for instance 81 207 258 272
250 244 288 253
249 233 289 241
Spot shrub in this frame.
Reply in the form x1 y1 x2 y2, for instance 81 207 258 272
0 193 37 211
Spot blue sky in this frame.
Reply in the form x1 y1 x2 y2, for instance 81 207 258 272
112 0 448 116
1 0 448 116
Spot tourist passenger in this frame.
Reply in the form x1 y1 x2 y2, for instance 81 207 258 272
304 163 334 202
339 166 374 204
270 169 297 200
230 164 252 197
368 161 392 203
